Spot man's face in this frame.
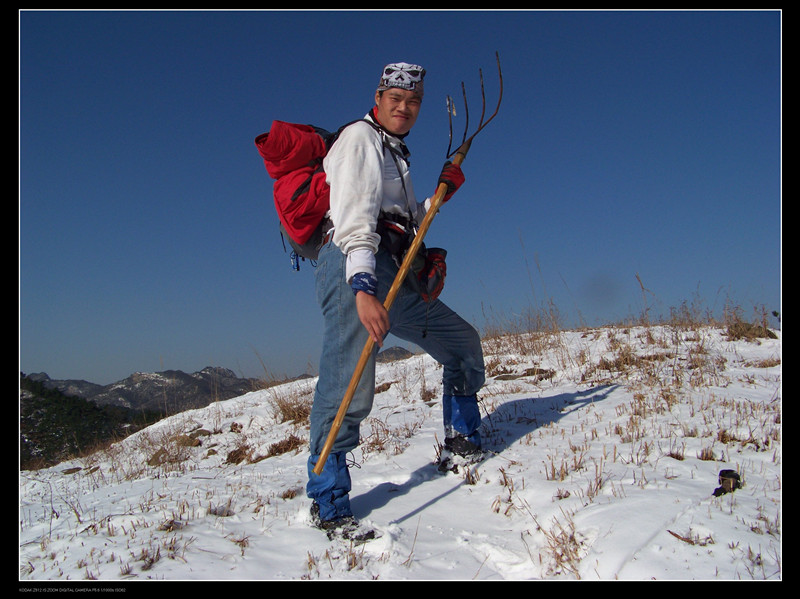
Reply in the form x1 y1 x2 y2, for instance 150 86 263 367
374 88 422 136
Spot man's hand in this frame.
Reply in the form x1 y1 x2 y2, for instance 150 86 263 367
438 161 465 202
355 291 390 347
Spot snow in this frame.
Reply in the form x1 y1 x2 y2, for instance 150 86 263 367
19 325 781 582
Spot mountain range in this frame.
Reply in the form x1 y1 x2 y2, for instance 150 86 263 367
25 366 267 415
26 344 413 416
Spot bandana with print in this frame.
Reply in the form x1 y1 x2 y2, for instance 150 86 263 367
377 62 426 97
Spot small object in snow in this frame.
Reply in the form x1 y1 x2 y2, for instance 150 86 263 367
713 469 742 496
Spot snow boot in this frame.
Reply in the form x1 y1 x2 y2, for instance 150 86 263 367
439 394 484 473
309 502 376 543
306 452 377 543
444 434 483 459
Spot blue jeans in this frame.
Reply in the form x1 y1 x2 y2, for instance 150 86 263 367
308 240 485 457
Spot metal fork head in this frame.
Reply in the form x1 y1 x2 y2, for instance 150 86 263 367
446 52 504 160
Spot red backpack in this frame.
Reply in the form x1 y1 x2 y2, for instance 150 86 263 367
255 119 372 267
256 119 448 302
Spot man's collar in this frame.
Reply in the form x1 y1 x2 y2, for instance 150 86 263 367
367 107 410 141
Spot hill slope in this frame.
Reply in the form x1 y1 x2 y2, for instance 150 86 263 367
19 325 781 581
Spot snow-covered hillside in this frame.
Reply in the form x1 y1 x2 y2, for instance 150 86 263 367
19 324 781 581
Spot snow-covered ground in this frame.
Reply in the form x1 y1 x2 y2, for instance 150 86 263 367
19 324 781 581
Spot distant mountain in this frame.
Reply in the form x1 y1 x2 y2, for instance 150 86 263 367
377 346 415 363
20 367 270 469
26 366 264 415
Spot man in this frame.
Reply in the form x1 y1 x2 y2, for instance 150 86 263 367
307 62 486 536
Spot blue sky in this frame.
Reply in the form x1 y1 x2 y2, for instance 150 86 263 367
20 10 781 385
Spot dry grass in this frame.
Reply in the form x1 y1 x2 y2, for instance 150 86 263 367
474 294 780 579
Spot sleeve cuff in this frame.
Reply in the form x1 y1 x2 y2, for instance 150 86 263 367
351 272 378 296
346 248 376 283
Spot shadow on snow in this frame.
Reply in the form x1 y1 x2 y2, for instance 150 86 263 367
351 384 619 523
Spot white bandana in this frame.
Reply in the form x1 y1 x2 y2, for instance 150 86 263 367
377 62 426 96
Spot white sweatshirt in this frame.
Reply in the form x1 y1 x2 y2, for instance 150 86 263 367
323 114 430 283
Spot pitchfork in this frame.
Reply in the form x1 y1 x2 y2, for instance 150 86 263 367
312 53 503 476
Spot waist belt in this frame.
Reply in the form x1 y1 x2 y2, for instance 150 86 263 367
379 212 415 231
377 213 418 268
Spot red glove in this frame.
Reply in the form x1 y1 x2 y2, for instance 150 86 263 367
438 161 465 202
